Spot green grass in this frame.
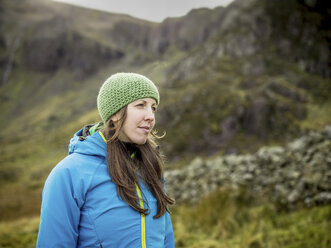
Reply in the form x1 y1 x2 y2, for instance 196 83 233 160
172 189 331 248
301 102 331 131
0 217 39 248
0 188 329 248
0 109 100 221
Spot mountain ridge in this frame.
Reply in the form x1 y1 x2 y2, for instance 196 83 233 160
0 0 330 223
1 0 330 159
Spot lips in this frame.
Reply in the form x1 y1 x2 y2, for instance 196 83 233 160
139 126 151 133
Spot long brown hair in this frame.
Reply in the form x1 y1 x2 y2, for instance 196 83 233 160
103 106 175 218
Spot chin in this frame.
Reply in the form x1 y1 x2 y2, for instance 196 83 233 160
134 140 147 145
132 137 147 145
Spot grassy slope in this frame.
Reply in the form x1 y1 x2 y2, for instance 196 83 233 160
0 54 174 220
1 49 330 220
157 47 331 159
173 190 331 248
0 189 330 248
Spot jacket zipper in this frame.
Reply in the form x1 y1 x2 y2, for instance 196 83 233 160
135 184 147 248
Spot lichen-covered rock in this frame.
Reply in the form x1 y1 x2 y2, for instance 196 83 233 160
165 126 331 208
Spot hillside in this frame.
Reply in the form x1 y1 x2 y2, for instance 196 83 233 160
0 0 330 222
1 122 330 247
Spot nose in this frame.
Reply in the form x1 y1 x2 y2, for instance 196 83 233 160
144 107 155 122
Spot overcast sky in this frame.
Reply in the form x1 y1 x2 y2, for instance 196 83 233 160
52 0 235 22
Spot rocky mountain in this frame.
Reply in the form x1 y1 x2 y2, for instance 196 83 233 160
0 0 330 157
0 0 330 221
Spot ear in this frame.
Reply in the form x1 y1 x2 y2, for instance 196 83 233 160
110 112 120 122
110 116 118 122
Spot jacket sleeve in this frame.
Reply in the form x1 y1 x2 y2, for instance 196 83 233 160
164 211 175 248
162 176 175 247
36 161 83 247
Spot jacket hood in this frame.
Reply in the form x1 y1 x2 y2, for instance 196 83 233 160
68 128 106 158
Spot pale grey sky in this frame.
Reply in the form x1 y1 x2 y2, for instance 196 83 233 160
52 0 235 22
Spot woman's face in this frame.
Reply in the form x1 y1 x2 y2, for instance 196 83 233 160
112 98 157 145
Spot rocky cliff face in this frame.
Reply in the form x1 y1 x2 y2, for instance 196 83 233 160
146 0 330 77
0 0 150 80
165 126 331 208
263 0 331 78
3 0 329 79
1 0 330 158
24 26 123 77
154 0 330 157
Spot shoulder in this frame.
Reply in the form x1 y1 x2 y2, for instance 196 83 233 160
55 153 105 174
46 153 106 189
43 154 107 205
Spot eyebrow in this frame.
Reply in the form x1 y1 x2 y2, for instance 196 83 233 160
137 99 157 105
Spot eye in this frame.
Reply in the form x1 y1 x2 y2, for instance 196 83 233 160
152 106 157 112
136 103 144 107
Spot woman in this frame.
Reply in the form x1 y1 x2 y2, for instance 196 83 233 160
36 73 175 247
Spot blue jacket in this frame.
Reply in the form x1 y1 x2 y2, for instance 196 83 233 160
36 129 175 248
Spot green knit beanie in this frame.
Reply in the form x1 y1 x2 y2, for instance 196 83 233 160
97 72 160 123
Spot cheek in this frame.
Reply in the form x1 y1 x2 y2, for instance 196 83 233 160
127 109 142 122
122 116 139 133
